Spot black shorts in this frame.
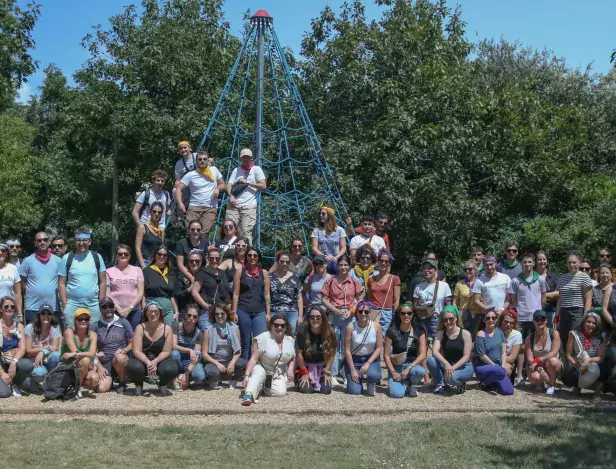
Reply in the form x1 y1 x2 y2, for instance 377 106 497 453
102 361 118 378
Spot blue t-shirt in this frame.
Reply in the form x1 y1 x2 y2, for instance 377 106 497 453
475 328 506 367
19 254 61 311
59 251 106 307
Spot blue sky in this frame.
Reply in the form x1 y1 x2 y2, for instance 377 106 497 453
17 0 615 102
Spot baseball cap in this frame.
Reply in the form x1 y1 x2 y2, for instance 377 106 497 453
312 254 327 264
38 303 54 314
533 310 547 321
422 259 438 269
74 308 91 319
99 296 115 308
240 148 253 158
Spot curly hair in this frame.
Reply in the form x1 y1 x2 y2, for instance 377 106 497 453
354 244 376 265
33 310 58 340
208 303 236 324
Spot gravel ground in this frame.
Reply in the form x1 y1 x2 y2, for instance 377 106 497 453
2 380 614 420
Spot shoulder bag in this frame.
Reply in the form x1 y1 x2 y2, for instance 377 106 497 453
415 280 440 319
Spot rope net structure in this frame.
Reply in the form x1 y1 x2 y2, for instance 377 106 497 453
195 10 350 258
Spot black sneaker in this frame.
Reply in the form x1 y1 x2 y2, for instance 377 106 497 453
135 386 143 396
116 382 128 395
158 387 172 397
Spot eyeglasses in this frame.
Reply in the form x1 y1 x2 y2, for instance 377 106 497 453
75 239 90 244
580 267 592 272
292 245 303 249
156 253 169 258
357 309 370 316
2 304 16 311
600 254 611 258
443 317 456 323
533 317 547 323
214 312 227 317
39 311 52 316
223 224 234 229
117 252 130 258
399 311 413 317
463 268 475 272
186 314 198 320
197 158 208 162
278 260 290 265
7 244 20 248
378 259 390 264
247 254 259 259
360 255 372 260
190 228 201 233
189 260 201 264
76 317 89 323
101 304 114 309
485 316 497 322
52 243 65 248
309 316 322 321
507 249 518 253
272 323 286 329
35 238 49 243
209 257 220 262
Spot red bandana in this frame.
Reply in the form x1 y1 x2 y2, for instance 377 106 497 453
35 251 52 264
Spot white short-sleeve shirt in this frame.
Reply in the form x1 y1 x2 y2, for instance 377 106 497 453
135 189 170 226
349 234 386 256
413 280 452 314
228 165 266 207
0 263 20 299
255 331 295 373
503 329 523 355
471 272 512 310
174 155 196 180
180 167 223 208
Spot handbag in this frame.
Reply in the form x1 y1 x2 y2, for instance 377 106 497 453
571 331 591 364
415 280 440 319
351 321 372 356
370 274 394 323
1 348 18 365
390 329 415 365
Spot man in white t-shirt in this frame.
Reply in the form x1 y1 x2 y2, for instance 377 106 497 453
176 151 225 236
413 258 452 338
349 216 386 260
226 148 266 245
174 141 196 216
131 170 172 228
471 255 511 315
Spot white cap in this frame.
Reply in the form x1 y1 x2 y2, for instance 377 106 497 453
240 148 253 158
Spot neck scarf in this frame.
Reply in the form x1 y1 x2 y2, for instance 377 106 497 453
214 322 230 339
504 259 519 269
241 161 255 173
148 221 164 239
35 250 52 264
518 271 540 286
197 166 215 181
353 265 375 291
150 265 168 283
241 261 261 279
581 329 594 349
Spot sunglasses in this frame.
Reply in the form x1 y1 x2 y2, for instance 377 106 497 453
76 317 89 323
399 311 413 317
39 311 52 316
247 254 259 258
292 245 303 249
507 249 518 253
464 268 475 272
223 225 234 229
503 320 515 325
534 317 547 323
272 323 286 329
186 314 198 320
52 243 65 248
7 244 20 248
443 317 456 323
156 253 169 258
101 304 114 310
2 304 16 310
485 316 497 322
214 312 227 317
0 249 7 255
189 260 201 264
580 267 592 272
236 244 247 249
378 259 391 264
309 315 322 321
209 257 220 262
190 228 202 233
35 238 49 243
278 260 290 265
357 309 370 316
600 254 611 258
117 252 130 258
197 158 209 162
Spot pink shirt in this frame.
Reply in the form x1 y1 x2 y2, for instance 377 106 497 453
106 265 143 309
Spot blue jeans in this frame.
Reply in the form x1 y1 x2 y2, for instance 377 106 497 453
520 321 534 341
388 364 426 398
197 310 211 333
236 309 267 360
126 308 143 331
280 310 299 335
330 313 354 377
170 350 205 384
378 308 393 338
420 314 439 339
31 351 61 377
426 357 474 386
344 355 381 395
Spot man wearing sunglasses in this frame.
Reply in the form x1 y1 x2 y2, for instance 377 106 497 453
594 248 616 283
176 151 225 237
497 241 522 280
19 232 62 326
58 227 107 327
6 238 22 269
51 236 68 258
345 213 391 252
91 297 133 394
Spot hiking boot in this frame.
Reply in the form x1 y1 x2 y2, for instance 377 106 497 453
135 386 143 397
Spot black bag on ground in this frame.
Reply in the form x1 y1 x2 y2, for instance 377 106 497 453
43 363 80 401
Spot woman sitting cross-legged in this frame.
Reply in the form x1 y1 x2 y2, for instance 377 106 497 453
384 303 427 398
0 296 34 397
525 309 562 395
294 306 336 395
496 308 524 386
127 300 179 396
473 308 514 395
23 303 61 392
427 305 473 394
60 308 99 394
344 301 383 396
562 311 607 400
202 304 247 390
242 314 295 406
170 303 205 389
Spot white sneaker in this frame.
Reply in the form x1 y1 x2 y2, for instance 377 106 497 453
11 386 22 398
330 377 342 387
407 385 419 397
546 386 555 396
514 376 525 387
365 383 376 397
229 380 237 390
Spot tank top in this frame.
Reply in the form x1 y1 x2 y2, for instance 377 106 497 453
441 329 464 364
351 320 377 356
141 224 162 261
142 325 166 360
60 333 91 356
532 330 553 358
237 269 266 313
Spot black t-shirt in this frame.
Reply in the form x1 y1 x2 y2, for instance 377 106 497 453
194 268 230 304
175 237 210 266
295 327 329 363
143 266 175 299
543 272 559 312
386 327 424 363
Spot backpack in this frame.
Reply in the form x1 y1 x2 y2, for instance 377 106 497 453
42 363 80 400
138 188 172 219
529 328 554 348
65 250 102 284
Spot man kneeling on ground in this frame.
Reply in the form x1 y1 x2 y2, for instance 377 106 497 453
91 297 133 394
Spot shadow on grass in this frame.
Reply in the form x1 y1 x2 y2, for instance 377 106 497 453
487 411 616 468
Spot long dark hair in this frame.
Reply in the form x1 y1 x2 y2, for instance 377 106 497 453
388 304 415 342
302 306 337 358
33 311 58 339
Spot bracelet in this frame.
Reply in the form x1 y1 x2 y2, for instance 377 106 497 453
194 350 202 356
129 304 135 310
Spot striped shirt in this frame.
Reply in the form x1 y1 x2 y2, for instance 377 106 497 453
556 272 593 309
570 330 602 358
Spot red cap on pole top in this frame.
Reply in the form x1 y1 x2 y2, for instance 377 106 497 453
251 9 273 20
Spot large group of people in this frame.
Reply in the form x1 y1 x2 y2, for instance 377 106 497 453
1 142 616 405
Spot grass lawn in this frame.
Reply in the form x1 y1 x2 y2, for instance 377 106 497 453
3 412 615 468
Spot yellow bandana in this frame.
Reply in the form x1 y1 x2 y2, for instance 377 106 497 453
353 265 375 294
320 204 335 215
150 265 168 284
197 166 214 181
147 221 164 239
